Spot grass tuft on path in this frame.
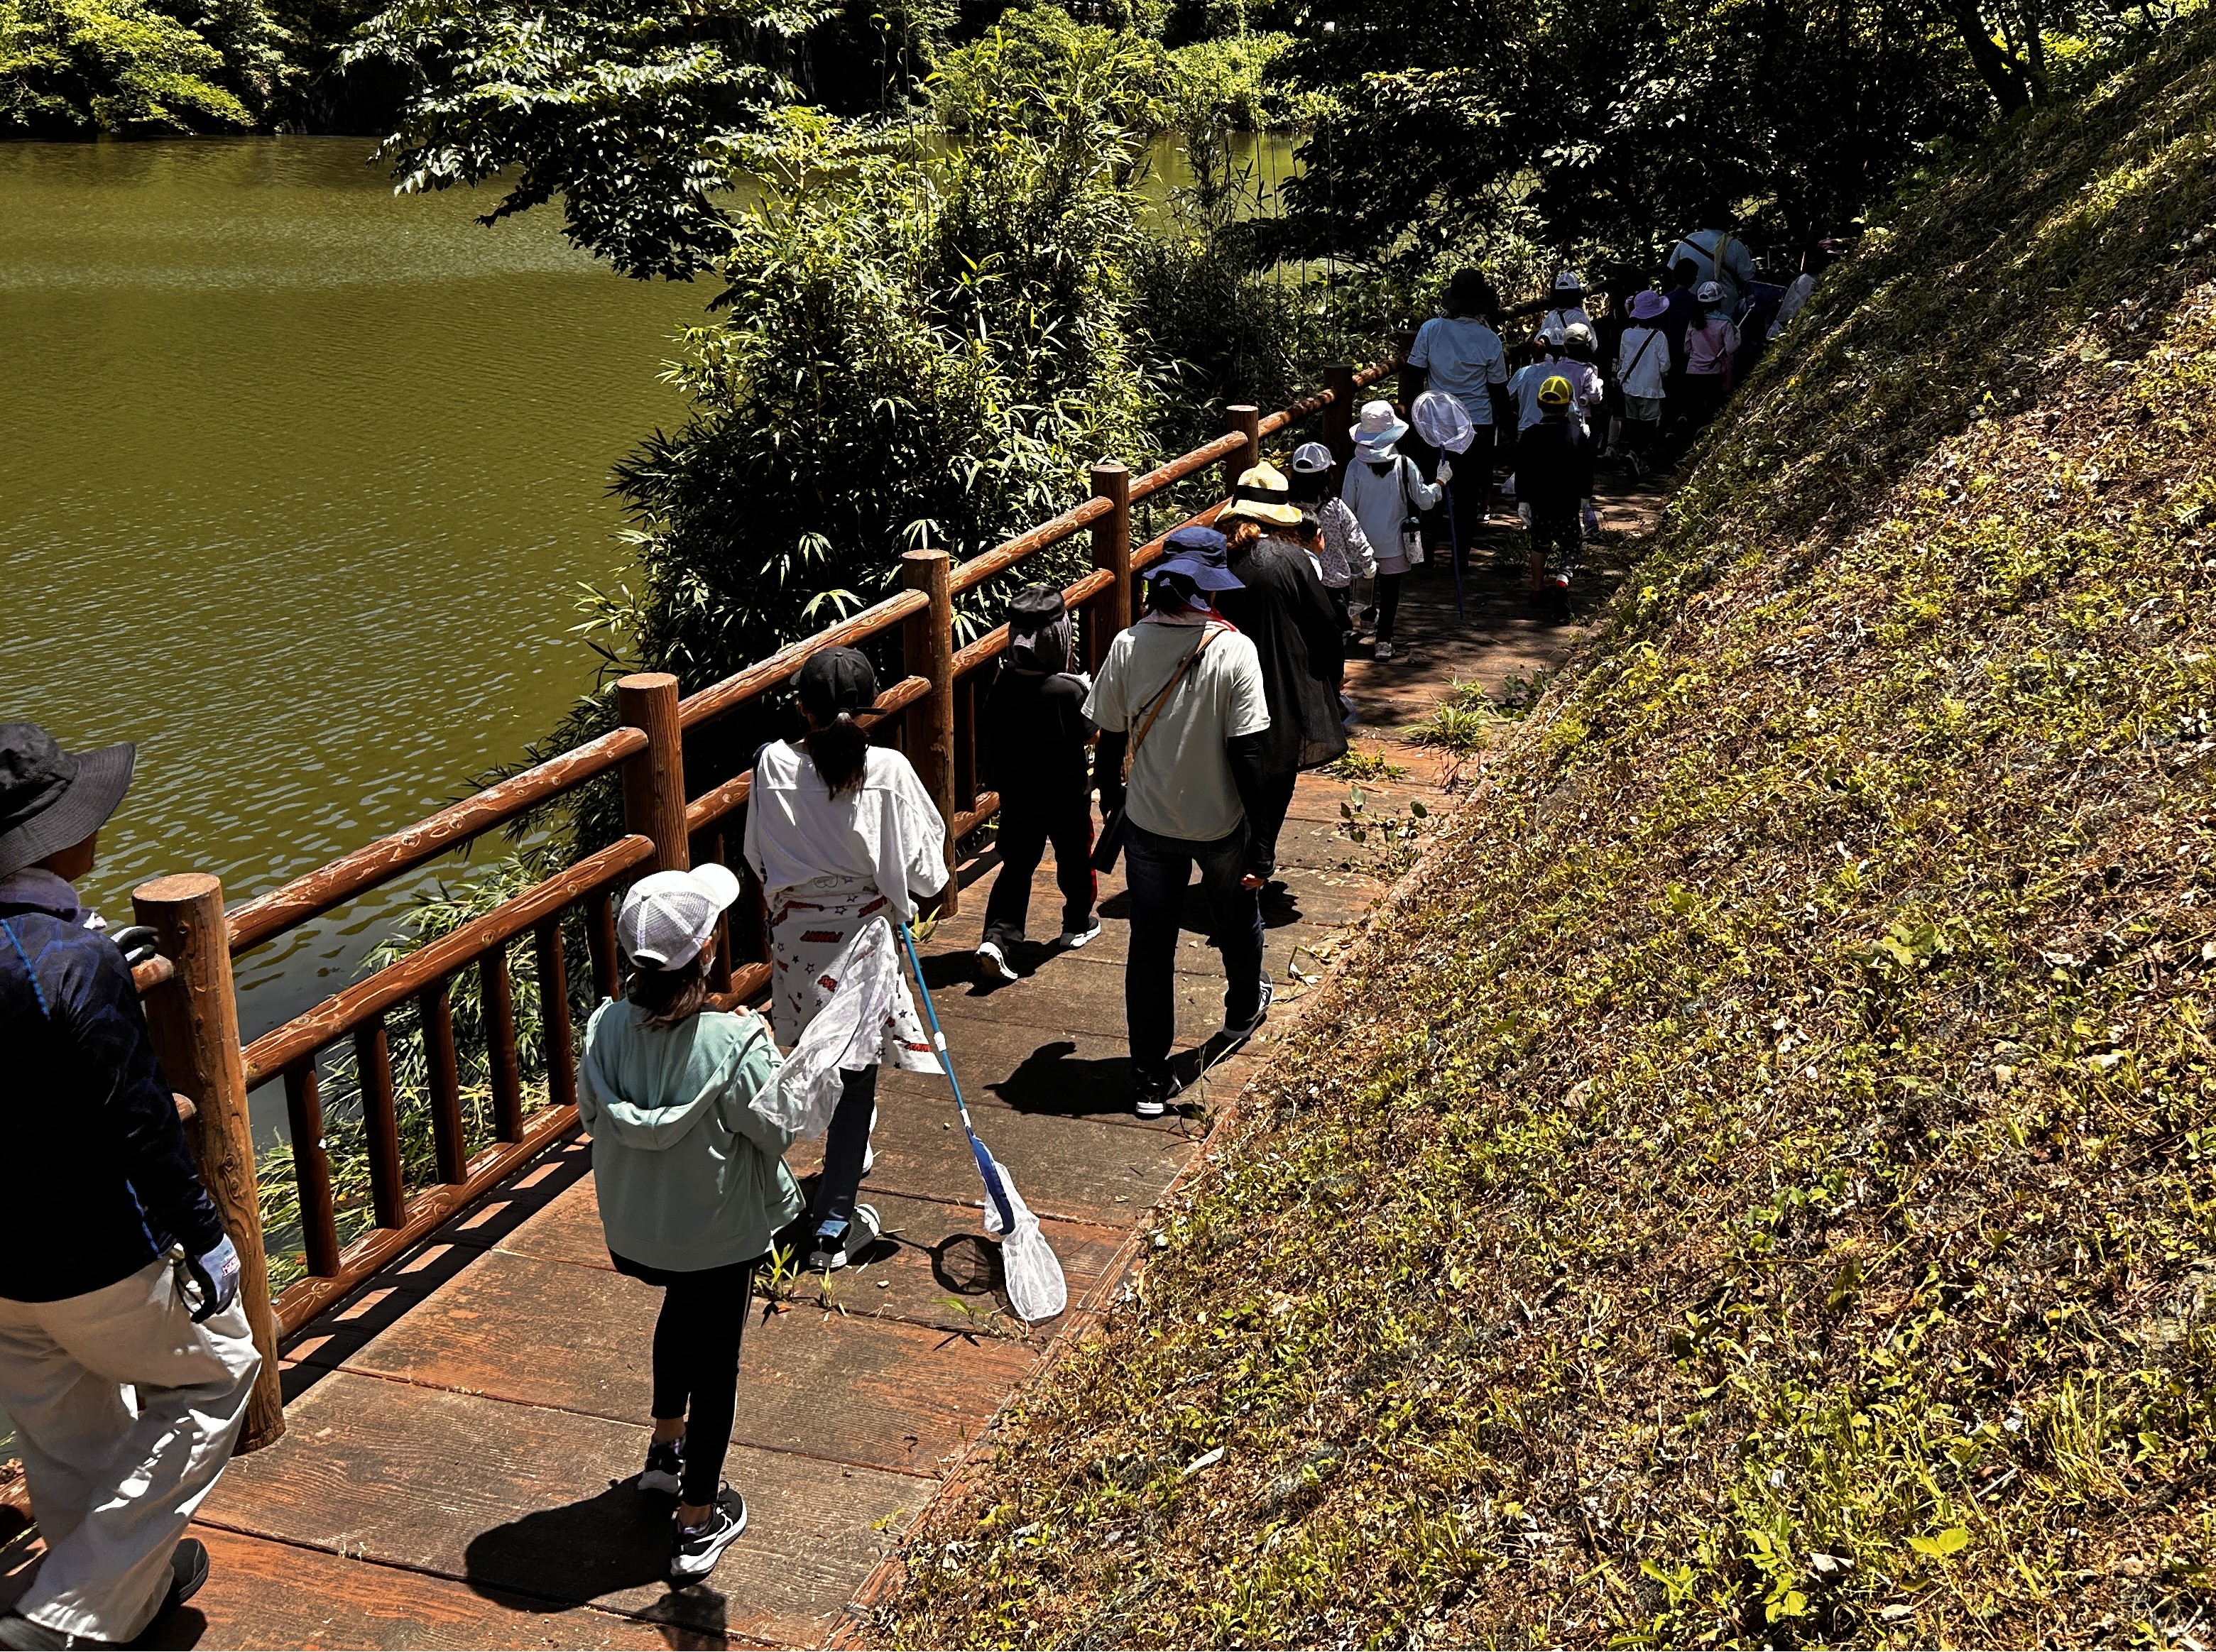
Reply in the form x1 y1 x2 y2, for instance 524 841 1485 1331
889 18 2216 1646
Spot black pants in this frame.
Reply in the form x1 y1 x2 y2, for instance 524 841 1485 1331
1248 769 1299 877
811 1065 878 1235
983 792 1096 948
1375 571 1404 642
612 1252 759 1506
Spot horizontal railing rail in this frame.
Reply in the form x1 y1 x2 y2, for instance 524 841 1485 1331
123 356 1396 1454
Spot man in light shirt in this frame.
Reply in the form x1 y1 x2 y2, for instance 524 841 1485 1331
1085 531 1274 1118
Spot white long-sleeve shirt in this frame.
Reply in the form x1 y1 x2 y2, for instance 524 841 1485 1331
1341 452 1441 576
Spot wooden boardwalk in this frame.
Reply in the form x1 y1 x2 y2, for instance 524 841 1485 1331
1 496 1653 1650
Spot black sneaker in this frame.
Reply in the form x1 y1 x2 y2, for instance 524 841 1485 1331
640 1437 684 1496
806 1203 882 1271
670 1488 748 1584
162 1537 209 1617
1134 1073 1184 1119
1221 978 1274 1054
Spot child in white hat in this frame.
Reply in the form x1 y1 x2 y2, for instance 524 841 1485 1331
1341 400 1443 662
1288 442 1375 643
579 863 800 1585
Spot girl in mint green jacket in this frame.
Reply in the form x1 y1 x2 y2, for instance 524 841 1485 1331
579 863 801 1585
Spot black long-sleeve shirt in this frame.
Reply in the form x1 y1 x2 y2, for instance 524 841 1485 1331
1514 417 1596 520
0 870 224 1302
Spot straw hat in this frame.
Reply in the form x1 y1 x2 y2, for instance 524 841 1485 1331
1223 461 1304 527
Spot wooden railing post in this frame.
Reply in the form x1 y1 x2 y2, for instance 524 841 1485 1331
1089 461 1131 673
616 672 689 875
1326 363 1358 481
1226 404 1261 500
902 547 960 914
131 873 285 1453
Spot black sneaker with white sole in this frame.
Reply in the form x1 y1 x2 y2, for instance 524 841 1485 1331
975 940 1019 984
1058 915 1103 949
1134 1073 1184 1119
670 1488 748 1583
806 1203 883 1271
640 1437 684 1496
1220 978 1274 1054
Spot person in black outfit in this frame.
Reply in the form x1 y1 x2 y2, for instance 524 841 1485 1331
1215 464 1348 892
1514 376 1597 618
976 584 1101 984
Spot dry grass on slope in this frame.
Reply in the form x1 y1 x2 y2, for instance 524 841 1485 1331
888 22 2216 1647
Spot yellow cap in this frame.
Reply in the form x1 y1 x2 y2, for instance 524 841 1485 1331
1538 374 1573 407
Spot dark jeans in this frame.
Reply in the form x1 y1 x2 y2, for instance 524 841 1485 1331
983 792 1096 948
1375 571 1404 642
1443 423 1494 562
611 1252 758 1506
1248 770 1299 877
1528 513 1580 581
1123 819 1264 1085
809 1065 878 1235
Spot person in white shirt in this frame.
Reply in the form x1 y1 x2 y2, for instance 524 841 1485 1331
1539 268 1593 337
1288 441 1375 642
742 646 950 1272
1085 531 1273 1117
1669 218 1757 317
1507 327 1571 431
1341 400 1443 663
1613 288 1672 476
1404 269 1508 526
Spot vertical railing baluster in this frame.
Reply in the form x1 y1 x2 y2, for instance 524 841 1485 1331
1226 404 1260 502
586 889 619 1002
420 981 466 1184
354 1014 405 1229
283 1059 342 1278
133 872 284 1450
902 547 959 912
706 827 735 994
480 943 524 1144
1090 461 1132 672
536 916 577 1115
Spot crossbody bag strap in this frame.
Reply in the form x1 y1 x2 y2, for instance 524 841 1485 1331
1625 327 1661 379
1123 625 1223 781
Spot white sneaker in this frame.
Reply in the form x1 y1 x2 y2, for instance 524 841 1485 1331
1372 640 1395 662
1059 916 1103 949
975 941 1019 983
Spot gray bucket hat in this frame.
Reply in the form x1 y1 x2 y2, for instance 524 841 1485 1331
0 723 136 879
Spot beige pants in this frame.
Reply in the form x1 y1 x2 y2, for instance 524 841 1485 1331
0 1259 259 1642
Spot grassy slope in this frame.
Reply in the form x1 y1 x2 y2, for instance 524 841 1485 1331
890 24 2216 1647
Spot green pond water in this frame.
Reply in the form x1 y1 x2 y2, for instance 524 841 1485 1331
1 137 702 1052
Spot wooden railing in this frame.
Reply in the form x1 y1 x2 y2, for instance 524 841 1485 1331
124 361 1392 1451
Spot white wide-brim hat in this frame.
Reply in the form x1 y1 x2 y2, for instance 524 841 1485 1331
618 863 741 968
1352 398 1408 449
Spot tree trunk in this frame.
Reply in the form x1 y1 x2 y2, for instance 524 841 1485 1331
1938 0 2033 113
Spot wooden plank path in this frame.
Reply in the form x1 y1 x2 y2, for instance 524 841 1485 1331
1 491 1656 1650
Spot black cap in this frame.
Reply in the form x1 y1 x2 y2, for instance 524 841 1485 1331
1005 583 1066 634
795 647 880 718
0 723 136 880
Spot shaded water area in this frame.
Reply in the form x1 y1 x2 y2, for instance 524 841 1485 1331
2 138 700 1063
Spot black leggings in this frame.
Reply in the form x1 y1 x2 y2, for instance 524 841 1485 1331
615 1252 758 1506
1375 572 1404 642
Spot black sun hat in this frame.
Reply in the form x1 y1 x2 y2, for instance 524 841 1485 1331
0 723 136 880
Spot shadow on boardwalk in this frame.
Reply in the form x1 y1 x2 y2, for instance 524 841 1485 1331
0 490 1658 1651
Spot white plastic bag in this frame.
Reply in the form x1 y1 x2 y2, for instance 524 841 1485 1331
982 1159 1066 1323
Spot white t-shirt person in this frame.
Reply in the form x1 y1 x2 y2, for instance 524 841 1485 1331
1083 617 1269 843
1406 315 1508 426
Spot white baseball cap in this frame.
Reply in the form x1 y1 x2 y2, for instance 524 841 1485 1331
617 863 741 968
1290 441 1333 474
1554 269 1584 291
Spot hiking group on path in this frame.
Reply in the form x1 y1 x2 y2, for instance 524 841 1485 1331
0 217 1817 1638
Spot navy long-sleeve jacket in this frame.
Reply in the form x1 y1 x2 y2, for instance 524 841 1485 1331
0 870 226 1302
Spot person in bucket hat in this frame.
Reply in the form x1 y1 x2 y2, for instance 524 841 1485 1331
975 584 1102 985
1215 461 1348 895
1287 442 1375 642
1084 527 1273 1117
1341 404 1443 662
1681 286 1743 437
1221 461 1305 530
0 723 258 1651
580 860 799 1584
1614 290 1673 476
